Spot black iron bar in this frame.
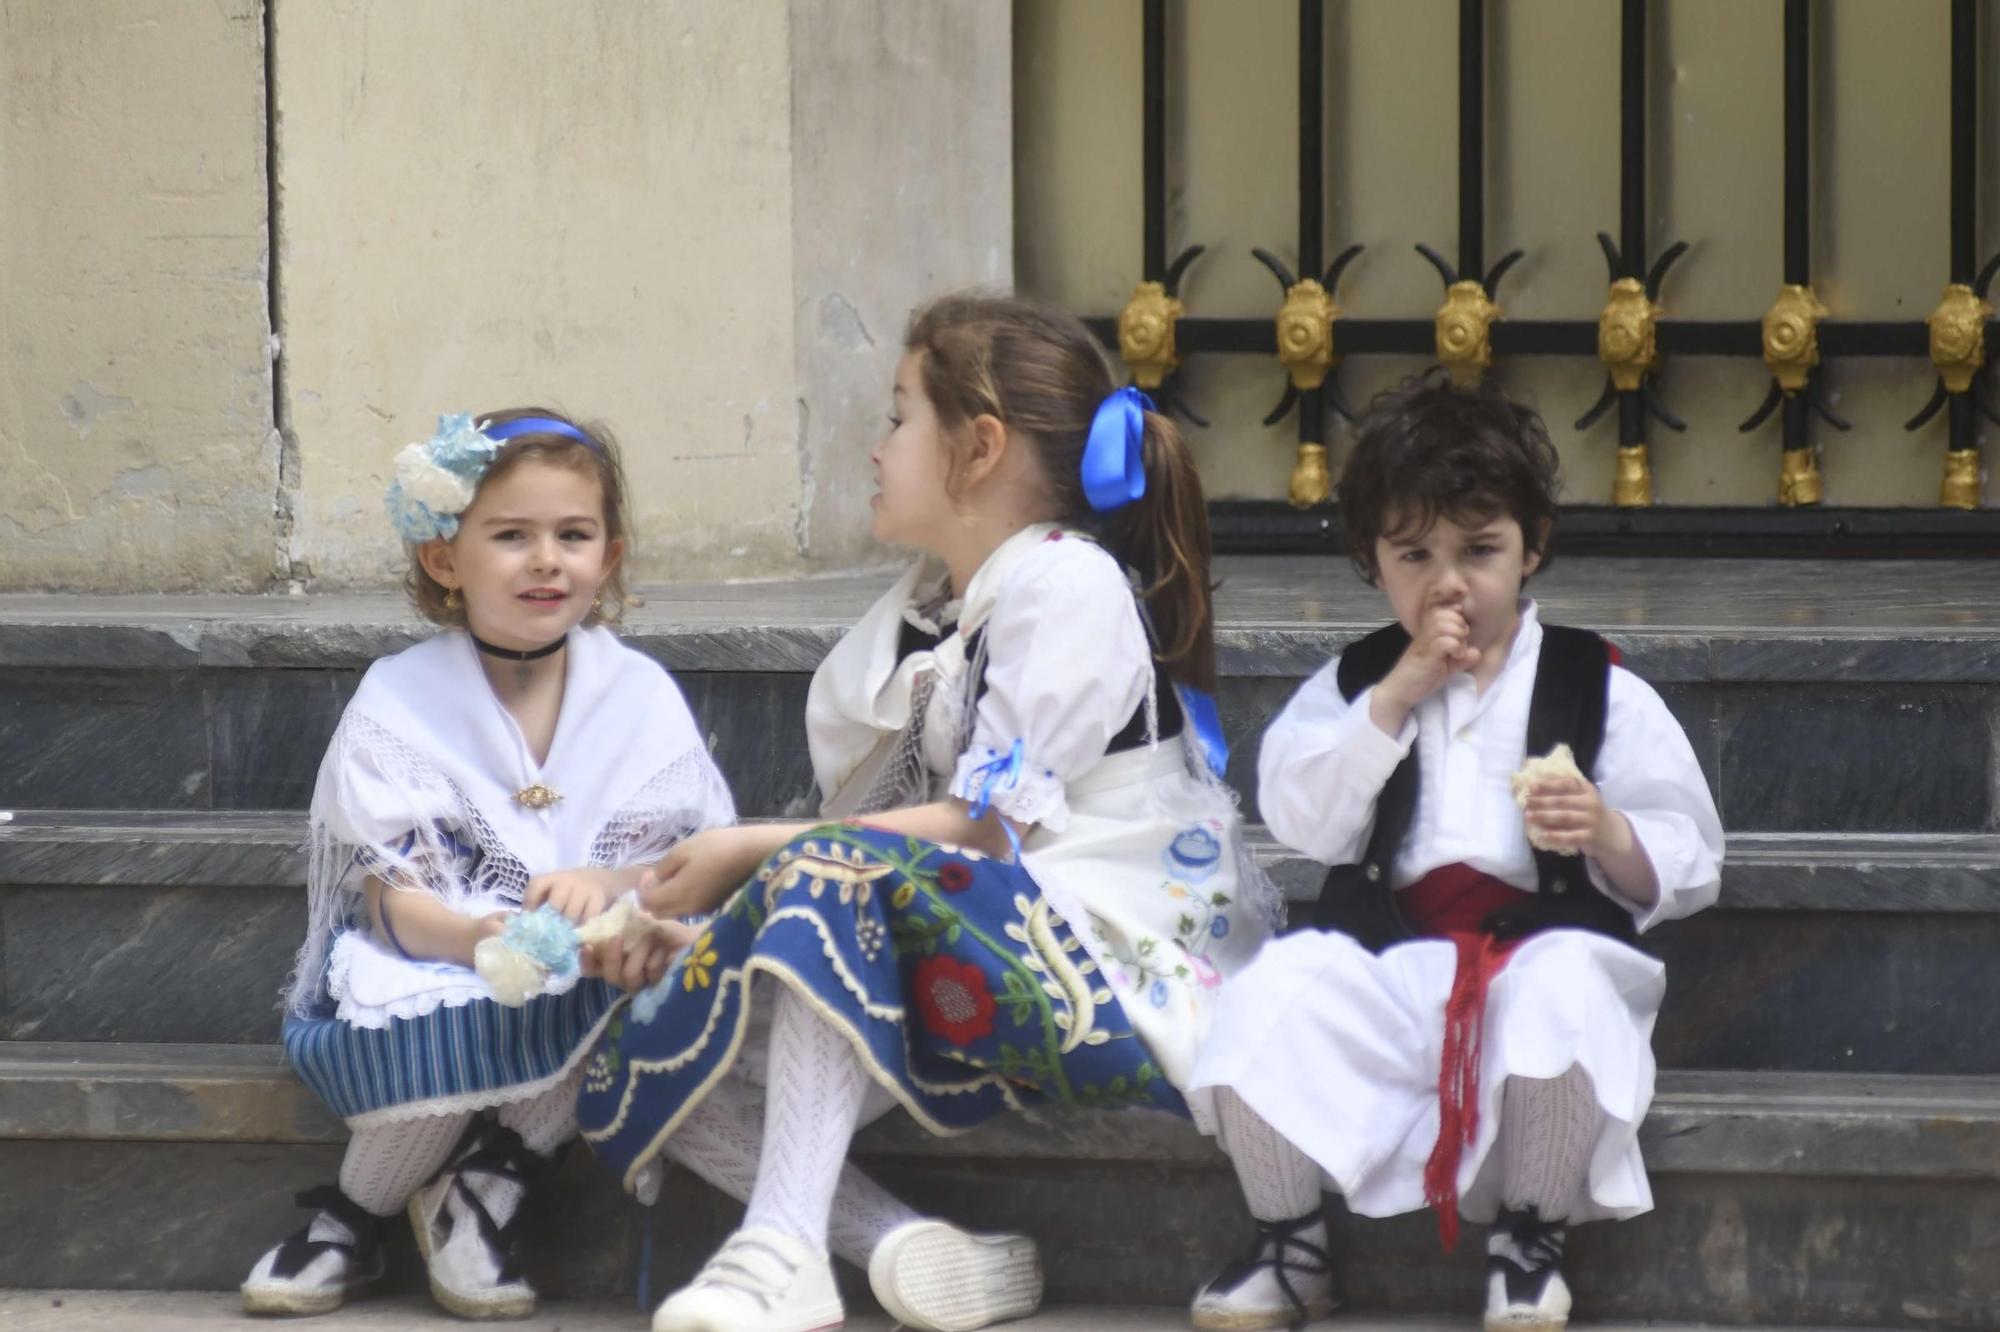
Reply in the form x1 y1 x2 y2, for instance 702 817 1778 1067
1620 0 1646 280
1948 0 1977 459
1299 0 1326 457
1299 0 1324 278
1785 1 1814 446
1783 0 1809 285
1616 0 1649 457
1458 0 1484 279
1084 316 1938 360
1951 0 1975 285
1143 0 1166 280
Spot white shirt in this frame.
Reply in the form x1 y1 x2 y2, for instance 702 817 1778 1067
1256 602 1723 931
944 530 1152 834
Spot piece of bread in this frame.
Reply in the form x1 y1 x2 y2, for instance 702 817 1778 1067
1511 743 1585 855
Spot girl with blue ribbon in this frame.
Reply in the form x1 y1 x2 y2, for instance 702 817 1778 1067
243 409 737 1321
575 293 1281 1332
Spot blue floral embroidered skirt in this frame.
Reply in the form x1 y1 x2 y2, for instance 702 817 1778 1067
577 825 1186 1187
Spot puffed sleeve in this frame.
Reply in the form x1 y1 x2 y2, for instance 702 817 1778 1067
947 539 1150 833
1588 666 1725 931
1255 655 1417 865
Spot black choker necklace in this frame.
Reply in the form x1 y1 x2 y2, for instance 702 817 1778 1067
469 631 567 662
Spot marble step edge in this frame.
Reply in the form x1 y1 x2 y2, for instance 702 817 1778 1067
0 1291 1928 1332
3 1041 1998 1183
4 597 2000 683
2 811 1996 915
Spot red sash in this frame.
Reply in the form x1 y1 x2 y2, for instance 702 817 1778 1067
1399 863 1533 1251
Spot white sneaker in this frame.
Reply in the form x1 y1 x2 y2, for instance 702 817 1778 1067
1483 1207 1571 1332
652 1225 844 1332
1189 1215 1334 1331
408 1125 539 1320
240 1186 386 1316
867 1219 1042 1331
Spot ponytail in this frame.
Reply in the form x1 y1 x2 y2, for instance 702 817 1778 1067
1105 410 1217 693
903 291 1220 692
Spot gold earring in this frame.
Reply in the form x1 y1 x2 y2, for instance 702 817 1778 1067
444 587 462 611
591 594 602 612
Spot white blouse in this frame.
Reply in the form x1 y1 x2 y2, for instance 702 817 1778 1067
947 532 1152 834
1257 602 1723 931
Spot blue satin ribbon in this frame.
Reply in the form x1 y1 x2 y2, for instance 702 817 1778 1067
481 415 600 451
1081 386 1152 512
966 739 1027 861
1175 684 1231 779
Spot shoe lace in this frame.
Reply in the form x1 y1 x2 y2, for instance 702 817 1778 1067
267 1184 381 1280
1493 1205 1566 1274
436 1123 539 1284
1209 1211 1329 1331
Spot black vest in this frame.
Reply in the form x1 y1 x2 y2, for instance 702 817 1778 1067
898 621 1184 753
1307 622 1639 953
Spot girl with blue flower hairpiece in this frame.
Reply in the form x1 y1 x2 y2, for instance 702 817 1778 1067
242 408 738 1320
573 293 1281 1332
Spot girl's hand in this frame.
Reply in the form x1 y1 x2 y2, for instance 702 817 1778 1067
582 919 701 992
1523 774 1631 859
522 867 628 923
638 827 769 918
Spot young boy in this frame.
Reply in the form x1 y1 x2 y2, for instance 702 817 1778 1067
1185 376 1724 1332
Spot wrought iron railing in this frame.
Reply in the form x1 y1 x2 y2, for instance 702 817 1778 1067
1082 0 2000 557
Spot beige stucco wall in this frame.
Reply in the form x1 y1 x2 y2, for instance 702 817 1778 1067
0 0 276 591
277 0 1010 590
275 1 802 588
1016 0 2000 509
0 0 1008 593
791 0 1013 572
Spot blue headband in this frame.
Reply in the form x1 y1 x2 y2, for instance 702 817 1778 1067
480 416 599 450
1081 386 1151 513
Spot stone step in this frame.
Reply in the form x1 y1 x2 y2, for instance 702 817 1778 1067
4 812 1996 1073
0 1042 1993 1327
0 1289 1925 1332
2 558 1995 833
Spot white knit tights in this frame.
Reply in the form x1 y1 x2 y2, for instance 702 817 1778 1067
339 1111 468 1217
1499 1064 1598 1221
1212 1087 1324 1223
737 984 871 1255
662 1063 918 1268
337 1063 585 1218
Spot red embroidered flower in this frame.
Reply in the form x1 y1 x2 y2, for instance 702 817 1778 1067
914 956 996 1047
936 860 974 893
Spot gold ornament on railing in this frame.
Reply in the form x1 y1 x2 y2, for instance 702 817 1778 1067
1941 447 1982 509
1288 442 1332 509
1117 281 1185 391
1612 446 1652 509
1761 284 1827 391
1436 281 1500 384
1274 279 1339 391
1778 447 1823 507
1597 278 1659 392
1926 282 1993 394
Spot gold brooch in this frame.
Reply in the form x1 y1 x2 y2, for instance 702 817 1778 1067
514 783 563 810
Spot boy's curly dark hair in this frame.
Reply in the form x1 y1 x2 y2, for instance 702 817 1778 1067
1336 372 1562 583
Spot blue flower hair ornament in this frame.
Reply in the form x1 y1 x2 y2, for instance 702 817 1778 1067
384 412 598 543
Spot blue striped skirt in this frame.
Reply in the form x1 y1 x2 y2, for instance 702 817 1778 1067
284 978 618 1123
577 825 1184 1189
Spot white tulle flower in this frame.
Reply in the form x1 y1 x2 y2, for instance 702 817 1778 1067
474 934 550 1007
394 443 477 516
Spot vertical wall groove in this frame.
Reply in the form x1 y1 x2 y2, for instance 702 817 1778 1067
263 0 301 590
